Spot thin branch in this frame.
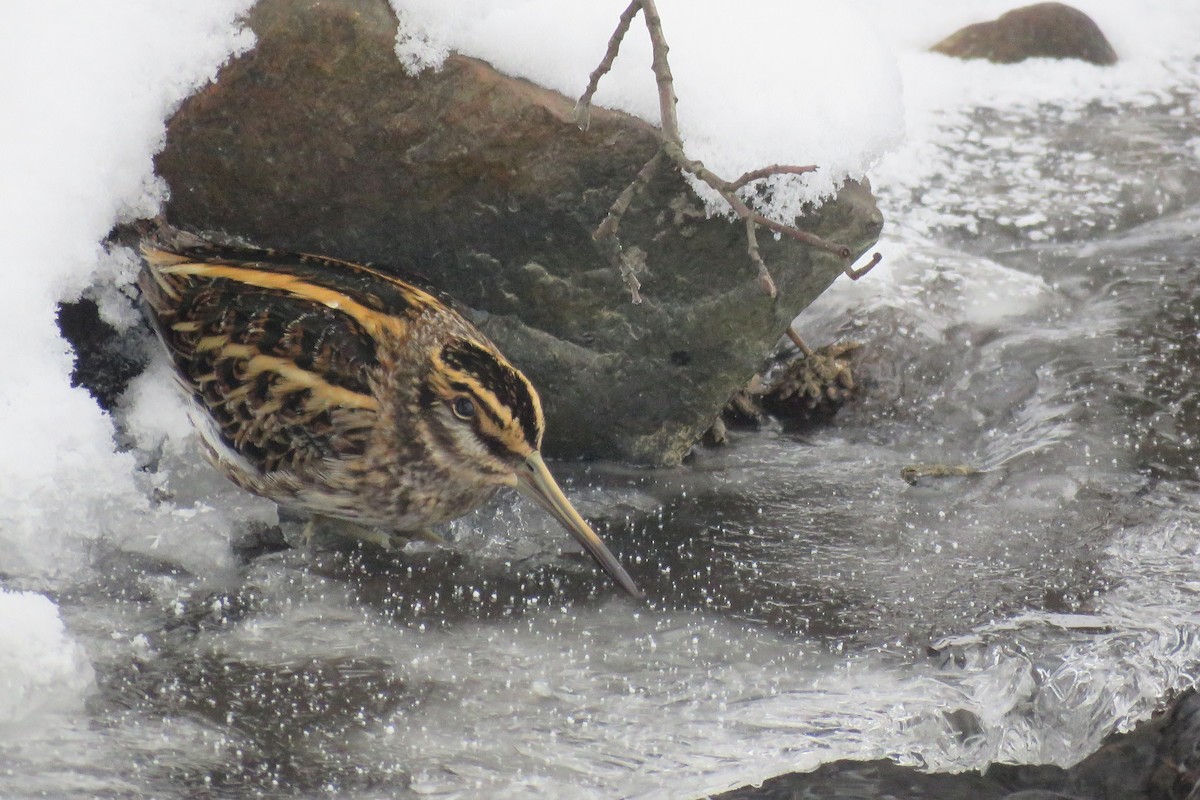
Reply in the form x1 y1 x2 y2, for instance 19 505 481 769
845 251 882 280
729 164 818 193
574 0 643 131
744 217 776 298
580 1 875 302
640 0 681 145
671 147 851 258
594 150 665 241
593 224 645 304
785 326 819 360
619 246 646 304
748 209 851 259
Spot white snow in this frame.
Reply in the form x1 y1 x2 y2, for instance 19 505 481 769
0 0 254 731
391 0 905 219
2 0 1200 746
0 590 94 735
0 1 255 587
390 0 1200 236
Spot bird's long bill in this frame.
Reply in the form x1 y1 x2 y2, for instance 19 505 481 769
517 452 643 598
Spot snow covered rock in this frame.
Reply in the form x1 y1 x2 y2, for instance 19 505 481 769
152 0 884 466
0 591 94 734
931 3 1118 65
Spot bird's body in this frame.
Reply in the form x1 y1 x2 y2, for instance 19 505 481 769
139 228 640 596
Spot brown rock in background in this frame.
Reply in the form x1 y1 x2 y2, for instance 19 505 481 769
155 0 883 465
931 3 1117 65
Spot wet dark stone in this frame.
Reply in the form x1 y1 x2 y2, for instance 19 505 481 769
154 0 883 466
718 690 1200 799
57 298 150 409
931 3 1118 65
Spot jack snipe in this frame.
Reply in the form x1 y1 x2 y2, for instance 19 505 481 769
138 226 641 597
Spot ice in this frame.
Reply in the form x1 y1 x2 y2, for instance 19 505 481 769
799 234 1052 340
0 591 94 734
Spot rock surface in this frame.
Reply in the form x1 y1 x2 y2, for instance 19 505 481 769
931 3 1117 65
719 690 1200 800
152 0 882 466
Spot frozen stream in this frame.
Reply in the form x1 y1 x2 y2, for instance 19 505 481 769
5 20 1200 800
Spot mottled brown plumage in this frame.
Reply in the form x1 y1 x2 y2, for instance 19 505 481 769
139 227 640 597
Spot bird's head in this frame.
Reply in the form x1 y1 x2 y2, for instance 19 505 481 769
422 335 642 598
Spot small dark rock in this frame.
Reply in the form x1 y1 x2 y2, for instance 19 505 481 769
1146 689 1200 799
229 521 292 562
57 298 150 409
931 3 1117 65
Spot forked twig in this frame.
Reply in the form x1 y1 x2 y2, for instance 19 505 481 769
578 0 880 300
729 164 818 193
594 150 665 242
574 0 643 132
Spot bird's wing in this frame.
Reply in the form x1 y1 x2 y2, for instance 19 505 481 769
138 239 410 478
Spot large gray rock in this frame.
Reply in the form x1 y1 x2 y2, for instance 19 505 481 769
155 0 883 466
931 3 1118 65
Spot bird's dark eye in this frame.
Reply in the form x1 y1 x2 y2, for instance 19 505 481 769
451 396 476 420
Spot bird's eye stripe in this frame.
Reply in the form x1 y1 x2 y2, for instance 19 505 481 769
443 377 510 429
438 339 543 449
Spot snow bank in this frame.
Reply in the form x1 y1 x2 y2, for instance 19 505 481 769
0 1 254 584
0 590 94 733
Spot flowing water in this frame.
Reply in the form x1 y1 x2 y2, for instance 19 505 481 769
5 86 1200 800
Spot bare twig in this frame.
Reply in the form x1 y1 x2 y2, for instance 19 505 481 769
785 326 816 358
580 0 875 301
592 233 644 304
845 251 882 280
594 150 665 241
619 246 646 304
744 217 776 298
729 164 819 193
640 0 682 145
574 0 643 131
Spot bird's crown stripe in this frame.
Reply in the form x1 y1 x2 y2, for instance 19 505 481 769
428 355 534 455
437 338 544 445
296 253 442 309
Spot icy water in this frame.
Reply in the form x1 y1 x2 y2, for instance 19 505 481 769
6 98 1200 798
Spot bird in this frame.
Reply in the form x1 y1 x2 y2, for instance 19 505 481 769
137 226 642 598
